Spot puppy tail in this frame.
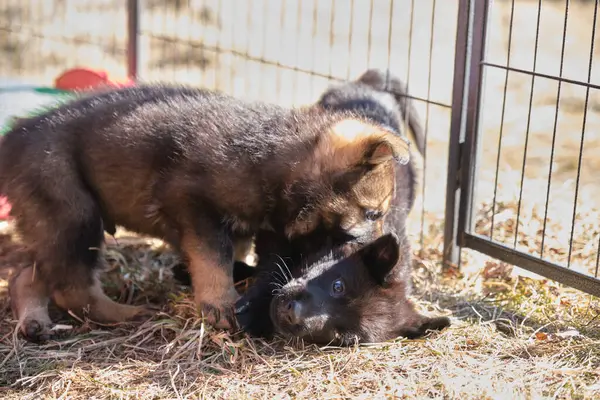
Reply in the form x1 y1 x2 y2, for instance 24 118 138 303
357 69 427 157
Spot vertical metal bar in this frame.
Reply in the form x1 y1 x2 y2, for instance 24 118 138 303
385 0 395 77
443 0 472 268
259 0 269 98
187 0 193 84
292 0 303 104
514 0 543 249
275 0 287 102
244 0 253 98
489 0 516 241
419 0 437 256
569 0 598 270
328 0 336 80
404 0 415 129
345 0 355 80
309 0 318 100
366 0 374 67
127 0 139 80
540 0 570 258
456 0 489 245
402 0 418 248
215 0 224 90
230 0 237 94
29 0 34 77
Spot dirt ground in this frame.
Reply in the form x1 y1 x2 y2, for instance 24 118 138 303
1 0 600 398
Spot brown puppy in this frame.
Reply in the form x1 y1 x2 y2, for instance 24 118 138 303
0 84 409 342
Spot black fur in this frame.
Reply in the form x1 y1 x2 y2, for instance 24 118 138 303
237 233 450 345
234 69 450 344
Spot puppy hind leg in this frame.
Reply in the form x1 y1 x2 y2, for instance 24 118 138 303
40 194 152 325
51 276 151 324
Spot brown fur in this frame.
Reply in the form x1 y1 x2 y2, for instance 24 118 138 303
235 69 445 342
0 84 408 342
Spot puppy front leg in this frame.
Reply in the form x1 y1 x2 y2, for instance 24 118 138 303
180 228 238 330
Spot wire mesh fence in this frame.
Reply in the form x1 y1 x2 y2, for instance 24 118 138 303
0 0 456 258
0 0 129 85
449 0 600 296
1 0 600 296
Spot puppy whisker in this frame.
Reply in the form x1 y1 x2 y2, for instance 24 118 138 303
274 261 291 285
275 254 293 282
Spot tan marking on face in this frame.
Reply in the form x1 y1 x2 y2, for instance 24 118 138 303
318 161 395 238
288 118 403 240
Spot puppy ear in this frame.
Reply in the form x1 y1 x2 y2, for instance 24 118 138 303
358 233 400 285
329 119 411 166
366 134 411 165
356 69 426 157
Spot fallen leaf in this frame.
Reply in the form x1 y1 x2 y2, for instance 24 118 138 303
482 261 513 281
559 297 571 306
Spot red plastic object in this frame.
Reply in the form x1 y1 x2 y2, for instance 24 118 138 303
0 196 11 220
54 67 134 91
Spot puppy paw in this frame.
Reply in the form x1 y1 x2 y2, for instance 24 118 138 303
18 316 72 343
234 293 274 338
22 319 53 343
196 301 238 331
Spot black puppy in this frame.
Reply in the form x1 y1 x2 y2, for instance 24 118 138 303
232 69 449 344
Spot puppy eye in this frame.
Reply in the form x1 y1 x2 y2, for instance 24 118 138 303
365 209 383 221
331 278 346 296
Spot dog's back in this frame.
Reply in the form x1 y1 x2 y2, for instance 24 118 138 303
0 85 202 194
318 69 425 155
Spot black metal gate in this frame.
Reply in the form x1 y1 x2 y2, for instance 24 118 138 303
444 0 600 298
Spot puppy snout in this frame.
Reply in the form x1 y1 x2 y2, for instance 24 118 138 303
282 299 302 325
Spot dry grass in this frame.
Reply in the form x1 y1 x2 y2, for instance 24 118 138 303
0 190 599 399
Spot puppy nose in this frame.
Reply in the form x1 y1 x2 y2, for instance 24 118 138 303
282 300 302 325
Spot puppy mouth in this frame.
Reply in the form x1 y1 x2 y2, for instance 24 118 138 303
269 297 307 337
269 298 340 344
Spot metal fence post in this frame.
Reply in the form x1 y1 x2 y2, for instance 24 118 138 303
127 0 140 81
443 0 473 270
